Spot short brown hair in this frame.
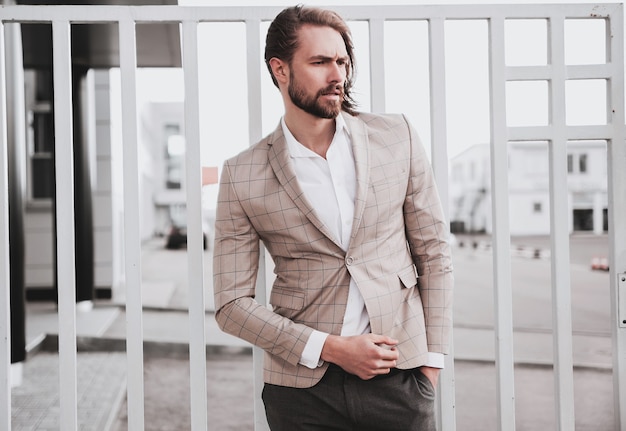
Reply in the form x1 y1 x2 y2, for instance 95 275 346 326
264 5 357 115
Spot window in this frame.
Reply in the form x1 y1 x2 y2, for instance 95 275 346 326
26 70 54 202
579 153 588 173
567 154 573 173
164 124 184 189
567 152 589 174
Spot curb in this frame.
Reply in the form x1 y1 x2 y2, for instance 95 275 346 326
35 333 253 358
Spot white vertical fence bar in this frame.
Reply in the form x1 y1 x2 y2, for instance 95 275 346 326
488 15 516 431
606 5 626 428
246 18 263 144
368 18 385 113
547 14 575 431
428 17 450 210
181 20 208 431
245 18 270 431
51 19 78 431
182 21 208 430
0 20 11 431
428 16 456 431
118 17 145 431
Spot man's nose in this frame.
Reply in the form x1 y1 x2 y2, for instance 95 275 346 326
329 62 345 83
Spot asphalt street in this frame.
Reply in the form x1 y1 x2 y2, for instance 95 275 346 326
453 233 611 336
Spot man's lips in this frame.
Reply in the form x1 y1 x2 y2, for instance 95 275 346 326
320 88 343 98
320 85 343 97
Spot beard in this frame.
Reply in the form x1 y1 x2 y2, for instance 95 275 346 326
288 73 343 119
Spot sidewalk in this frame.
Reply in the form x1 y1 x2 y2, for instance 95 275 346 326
11 237 616 430
13 302 254 431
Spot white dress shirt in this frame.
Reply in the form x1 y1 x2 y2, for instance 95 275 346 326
281 114 443 370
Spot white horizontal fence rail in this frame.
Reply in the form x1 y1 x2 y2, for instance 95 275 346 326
0 3 624 431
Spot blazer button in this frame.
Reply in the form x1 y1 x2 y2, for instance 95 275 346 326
346 256 354 265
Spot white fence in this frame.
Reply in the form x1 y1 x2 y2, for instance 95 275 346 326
1 3 625 430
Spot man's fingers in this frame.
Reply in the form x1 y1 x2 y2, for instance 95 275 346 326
376 344 399 361
371 334 398 346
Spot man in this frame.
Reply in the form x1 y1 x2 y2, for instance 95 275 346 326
213 5 453 430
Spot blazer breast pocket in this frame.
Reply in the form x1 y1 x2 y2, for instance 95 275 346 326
370 176 405 193
368 175 407 210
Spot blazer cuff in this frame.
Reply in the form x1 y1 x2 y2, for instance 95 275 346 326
299 330 329 369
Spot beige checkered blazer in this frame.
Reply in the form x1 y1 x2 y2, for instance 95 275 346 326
213 112 453 388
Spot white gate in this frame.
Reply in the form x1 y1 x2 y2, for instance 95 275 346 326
0 3 624 430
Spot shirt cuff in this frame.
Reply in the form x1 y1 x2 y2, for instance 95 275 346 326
425 352 445 369
299 330 329 369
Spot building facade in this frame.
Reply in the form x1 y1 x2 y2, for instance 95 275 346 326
449 141 608 236
22 69 194 300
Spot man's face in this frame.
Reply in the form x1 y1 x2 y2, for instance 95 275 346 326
287 25 349 119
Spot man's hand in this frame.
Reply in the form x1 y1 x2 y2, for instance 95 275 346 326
320 334 399 380
419 366 440 388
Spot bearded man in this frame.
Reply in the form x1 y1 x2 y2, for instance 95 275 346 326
213 5 454 430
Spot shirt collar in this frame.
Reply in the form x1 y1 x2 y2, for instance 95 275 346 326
282 113 350 159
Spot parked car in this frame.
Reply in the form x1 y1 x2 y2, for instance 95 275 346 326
165 205 213 250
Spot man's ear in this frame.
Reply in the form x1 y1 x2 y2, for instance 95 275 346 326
269 58 289 85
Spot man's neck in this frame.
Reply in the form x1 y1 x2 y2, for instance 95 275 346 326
284 110 337 159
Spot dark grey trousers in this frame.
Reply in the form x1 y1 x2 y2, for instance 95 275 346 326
262 364 437 431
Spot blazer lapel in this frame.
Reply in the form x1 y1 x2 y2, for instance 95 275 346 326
344 114 370 242
267 124 343 249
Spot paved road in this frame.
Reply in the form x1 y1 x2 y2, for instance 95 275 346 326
452 237 611 336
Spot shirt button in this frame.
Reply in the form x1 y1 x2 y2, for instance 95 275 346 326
346 256 354 265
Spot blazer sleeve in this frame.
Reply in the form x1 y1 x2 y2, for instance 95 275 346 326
212 159 314 366
401 114 454 355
